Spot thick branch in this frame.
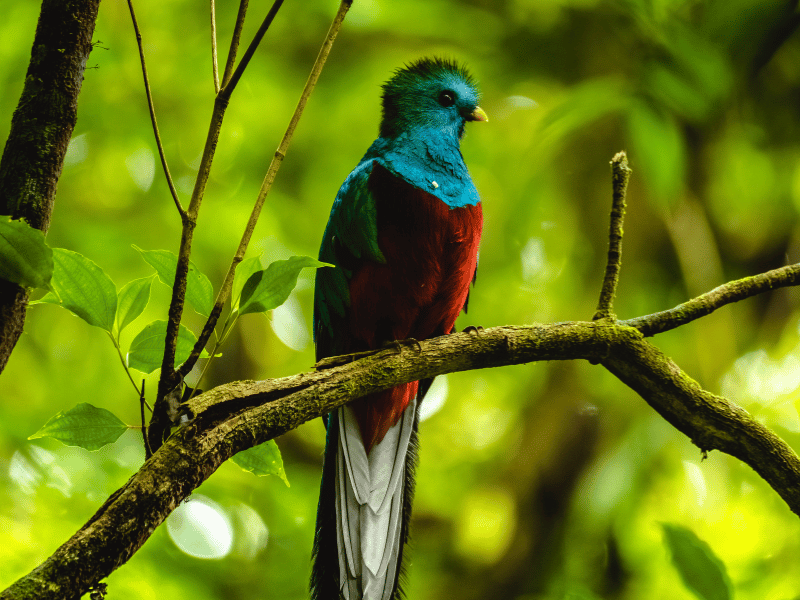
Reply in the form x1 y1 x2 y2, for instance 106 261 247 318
4 320 800 598
601 333 800 511
0 0 101 373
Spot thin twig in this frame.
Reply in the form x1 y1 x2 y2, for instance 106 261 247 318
210 0 220 94
177 0 352 378
140 380 152 458
220 0 250 89
186 312 237 403
594 151 631 321
223 0 286 94
109 331 149 403
110 333 140 396
126 0 185 219
622 263 800 336
157 0 284 391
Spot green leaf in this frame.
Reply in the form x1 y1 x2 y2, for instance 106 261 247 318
133 245 214 316
231 439 289 486
662 523 733 600
0 216 53 289
42 248 118 332
127 320 211 373
239 256 330 316
232 255 263 309
28 402 128 451
116 275 155 334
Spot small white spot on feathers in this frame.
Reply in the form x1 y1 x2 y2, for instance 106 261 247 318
431 181 439 189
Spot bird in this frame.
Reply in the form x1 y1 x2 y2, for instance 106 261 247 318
311 57 487 600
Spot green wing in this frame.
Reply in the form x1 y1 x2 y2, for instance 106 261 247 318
314 159 385 359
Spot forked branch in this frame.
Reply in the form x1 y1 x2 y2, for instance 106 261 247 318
177 0 354 381
151 0 287 451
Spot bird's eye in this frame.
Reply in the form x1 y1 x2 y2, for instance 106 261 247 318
438 90 456 107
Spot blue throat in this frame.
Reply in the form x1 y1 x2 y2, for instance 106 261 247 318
360 128 480 208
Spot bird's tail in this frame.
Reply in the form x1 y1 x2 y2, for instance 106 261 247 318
311 388 418 600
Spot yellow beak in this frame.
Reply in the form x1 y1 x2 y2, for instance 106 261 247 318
468 106 489 122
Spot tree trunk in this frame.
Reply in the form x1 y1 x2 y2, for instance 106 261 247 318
0 0 101 373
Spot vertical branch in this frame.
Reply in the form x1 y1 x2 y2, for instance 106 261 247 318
220 0 250 89
210 0 220 93
126 0 185 218
0 0 101 373
177 0 353 378
594 151 631 321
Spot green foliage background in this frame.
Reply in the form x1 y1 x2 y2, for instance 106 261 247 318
2 0 800 598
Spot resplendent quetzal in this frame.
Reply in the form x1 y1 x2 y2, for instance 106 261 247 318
311 57 487 600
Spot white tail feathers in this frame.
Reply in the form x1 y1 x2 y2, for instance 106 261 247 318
334 397 416 599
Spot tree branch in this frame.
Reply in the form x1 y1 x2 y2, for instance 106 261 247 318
151 0 286 451
621 262 800 336
594 151 631 321
126 0 185 218
221 0 286 96
4 310 800 598
177 0 353 380
210 0 220 94
601 331 800 511
220 0 250 89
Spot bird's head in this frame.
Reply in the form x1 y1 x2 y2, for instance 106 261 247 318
379 57 487 141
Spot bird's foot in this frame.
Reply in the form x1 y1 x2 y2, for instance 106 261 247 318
314 348 381 370
462 325 484 336
382 338 423 354
314 339 424 370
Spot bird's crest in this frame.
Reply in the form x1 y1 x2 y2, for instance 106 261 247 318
380 57 481 139
384 57 476 95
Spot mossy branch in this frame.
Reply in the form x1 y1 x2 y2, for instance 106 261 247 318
5 139 800 594
622 263 800 336
594 151 631 321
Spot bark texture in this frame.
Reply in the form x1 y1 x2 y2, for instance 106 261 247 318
0 0 101 373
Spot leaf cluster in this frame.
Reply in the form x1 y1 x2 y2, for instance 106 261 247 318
1 215 324 480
